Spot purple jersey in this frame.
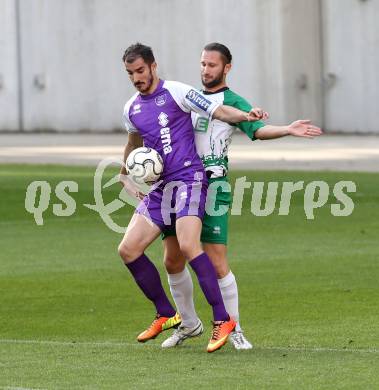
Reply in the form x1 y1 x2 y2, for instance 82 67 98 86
123 80 220 182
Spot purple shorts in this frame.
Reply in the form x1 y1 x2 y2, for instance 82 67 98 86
135 171 208 232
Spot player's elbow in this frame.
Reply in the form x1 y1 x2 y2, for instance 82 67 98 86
127 133 143 148
254 129 264 140
212 106 224 122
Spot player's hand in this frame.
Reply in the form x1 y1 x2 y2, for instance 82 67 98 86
119 168 129 188
288 120 323 138
119 172 145 200
119 167 128 179
247 107 269 121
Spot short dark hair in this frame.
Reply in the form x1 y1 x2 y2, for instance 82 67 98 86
203 42 232 64
122 43 155 65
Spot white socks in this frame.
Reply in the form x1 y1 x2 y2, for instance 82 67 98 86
168 268 242 331
218 271 241 331
167 267 198 328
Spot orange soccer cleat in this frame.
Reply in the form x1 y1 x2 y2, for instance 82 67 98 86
207 318 236 353
137 313 181 343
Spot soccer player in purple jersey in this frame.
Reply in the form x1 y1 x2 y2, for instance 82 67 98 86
118 43 265 352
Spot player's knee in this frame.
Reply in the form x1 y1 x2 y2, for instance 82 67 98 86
211 258 230 278
164 254 176 273
178 241 200 261
118 241 141 263
214 263 230 279
164 254 185 274
117 243 129 262
205 245 229 278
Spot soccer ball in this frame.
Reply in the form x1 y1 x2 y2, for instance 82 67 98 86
126 147 164 184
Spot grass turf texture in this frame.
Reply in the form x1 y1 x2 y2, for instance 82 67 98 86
0 164 378 389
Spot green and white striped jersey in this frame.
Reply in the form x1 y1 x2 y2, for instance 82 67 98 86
192 87 265 178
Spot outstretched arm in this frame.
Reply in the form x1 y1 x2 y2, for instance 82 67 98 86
212 105 268 124
255 120 322 140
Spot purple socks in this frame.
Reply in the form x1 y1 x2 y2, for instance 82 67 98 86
126 252 229 322
125 254 176 318
189 252 230 321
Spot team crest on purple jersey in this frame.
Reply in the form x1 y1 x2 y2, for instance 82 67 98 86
155 93 167 106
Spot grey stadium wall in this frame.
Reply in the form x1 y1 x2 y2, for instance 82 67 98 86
0 0 378 133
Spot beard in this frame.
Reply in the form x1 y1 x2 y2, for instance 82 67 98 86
201 70 224 89
134 69 154 93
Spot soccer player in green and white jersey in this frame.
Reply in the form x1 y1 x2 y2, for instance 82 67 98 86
161 43 322 349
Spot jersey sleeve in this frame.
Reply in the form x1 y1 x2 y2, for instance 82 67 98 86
226 90 265 140
122 95 139 134
164 80 220 118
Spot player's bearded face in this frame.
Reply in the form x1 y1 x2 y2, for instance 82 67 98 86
133 67 154 93
201 67 224 89
126 58 155 94
200 50 227 89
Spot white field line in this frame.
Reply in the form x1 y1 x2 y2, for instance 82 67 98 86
0 387 46 390
0 339 377 354
1 146 379 161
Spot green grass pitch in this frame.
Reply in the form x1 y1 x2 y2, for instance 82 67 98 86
0 164 378 389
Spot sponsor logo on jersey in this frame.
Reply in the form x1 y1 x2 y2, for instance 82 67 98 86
186 89 212 111
155 94 166 106
132 104 141 114
158 112 172 154
213 226 221 235
194 117 209 132
158 112 169 127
